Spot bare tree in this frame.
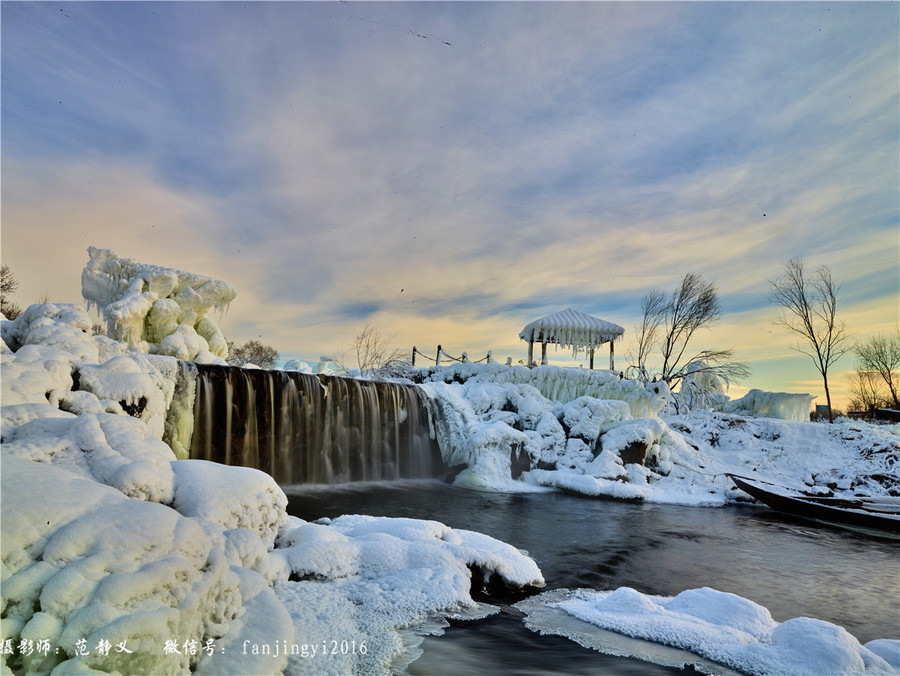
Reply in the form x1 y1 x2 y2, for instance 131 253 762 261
335 323 408 376
632 288 667 383
847 369 888 414
1 264 22 319
769 257 851 422
227 339 279 369
630 273 746 396
854 331 900 409
659 273 724 380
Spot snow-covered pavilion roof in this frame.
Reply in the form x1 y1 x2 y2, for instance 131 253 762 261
518 308 624 350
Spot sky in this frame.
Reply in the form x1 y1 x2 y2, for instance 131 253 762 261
2 1 898 410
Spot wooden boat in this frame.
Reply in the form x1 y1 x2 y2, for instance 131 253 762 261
728 474 900 535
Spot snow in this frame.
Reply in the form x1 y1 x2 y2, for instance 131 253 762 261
517 587 899 676
518 308 625 356
2 295 546 675
418 363 899 505
271 515 543 674
282 359 314 374
81 247 235 362
722 388 817 423
422 362 670 418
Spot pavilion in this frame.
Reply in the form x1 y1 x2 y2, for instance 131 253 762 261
518 308 625 370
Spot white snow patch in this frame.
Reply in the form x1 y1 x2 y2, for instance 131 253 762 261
517 586 898 676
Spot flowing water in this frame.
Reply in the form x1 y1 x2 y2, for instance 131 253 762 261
285 480 900 675
189 365 444 484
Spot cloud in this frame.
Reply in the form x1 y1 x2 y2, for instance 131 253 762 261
2 0 896 403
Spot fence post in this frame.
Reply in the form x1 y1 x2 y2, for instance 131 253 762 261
412 346 416 367
436 344 442 367
487 350 493 364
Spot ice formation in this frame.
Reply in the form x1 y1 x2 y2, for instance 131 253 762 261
517 587 899 676
722 389 816 422
421 362 669 418
518 308 624 357
81 247 235 363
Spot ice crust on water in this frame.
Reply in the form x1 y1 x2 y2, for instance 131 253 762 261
81 247 235 363
2 296 546 675
516 587 900 676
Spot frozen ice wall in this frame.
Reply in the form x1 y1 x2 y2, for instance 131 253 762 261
81 247 236 363
723 389 815 422
421 363 670 419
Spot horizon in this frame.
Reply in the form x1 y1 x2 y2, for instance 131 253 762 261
2 1 898 411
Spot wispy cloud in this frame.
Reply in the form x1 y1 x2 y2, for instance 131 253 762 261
2 1 896 406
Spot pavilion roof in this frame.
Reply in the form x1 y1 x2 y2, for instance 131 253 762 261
518 308 624 350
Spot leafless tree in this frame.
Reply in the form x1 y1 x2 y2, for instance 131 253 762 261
632 288 667 382
769 257 851 422
335 323 408 377
630 273 747 395
659 273 724 381
847 369 888 414
227 339 279 369
1 264 23 319
853 331 900 409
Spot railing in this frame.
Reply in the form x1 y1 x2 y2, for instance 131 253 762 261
411 345 495 367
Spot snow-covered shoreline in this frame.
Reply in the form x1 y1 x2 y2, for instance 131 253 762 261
2 301 898 674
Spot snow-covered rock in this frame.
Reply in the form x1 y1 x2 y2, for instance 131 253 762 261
517 586 899 676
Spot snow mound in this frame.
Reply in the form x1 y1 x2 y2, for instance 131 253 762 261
172 459 288 548
0 456 261 676
517 586 899 676
81 247 235 362
2 412 176 503
270 514 544 675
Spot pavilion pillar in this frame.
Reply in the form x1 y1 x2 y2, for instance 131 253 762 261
527 340 534 368
589 347 595 370
609 340 615 370
541 341 548 366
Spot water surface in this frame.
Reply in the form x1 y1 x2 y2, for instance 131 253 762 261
285 480 900 674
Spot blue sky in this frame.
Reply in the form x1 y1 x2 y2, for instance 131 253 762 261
2 1 898 407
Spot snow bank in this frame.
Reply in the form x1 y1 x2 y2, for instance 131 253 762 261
722 389 815 422
271 514 544 675
517 587 898 676
81 247 235 362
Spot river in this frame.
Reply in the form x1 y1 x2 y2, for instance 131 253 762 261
285 480 899 675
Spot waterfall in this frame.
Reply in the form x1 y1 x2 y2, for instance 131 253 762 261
188 364 445 485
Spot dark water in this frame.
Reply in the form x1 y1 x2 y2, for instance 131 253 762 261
285 480 900 675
